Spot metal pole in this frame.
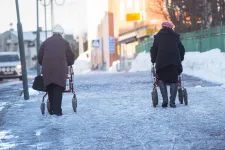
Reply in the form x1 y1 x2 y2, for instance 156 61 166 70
36 0 41 75
51 0 54 30
220 0 224 51
44 0 47 39
15 0 29 100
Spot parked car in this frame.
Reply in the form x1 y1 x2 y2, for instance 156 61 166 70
0 52 22 81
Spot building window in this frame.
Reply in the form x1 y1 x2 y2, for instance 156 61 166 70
120 0 125 20
127 0 133 8
135 0 139 12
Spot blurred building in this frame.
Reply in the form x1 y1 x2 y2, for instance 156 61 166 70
112 0 166 70
109 0 165 36
0 28 52 69
0 28 78 69
92 0 167 71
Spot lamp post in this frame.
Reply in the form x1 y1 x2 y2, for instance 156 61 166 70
41 0 66 31
40 0 50 39
51 0 54 30
15 0 29 100
36 0 41 75
44 0 48 38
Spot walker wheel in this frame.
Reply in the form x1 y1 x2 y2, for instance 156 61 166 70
151 88 158 107
178 88 183 104
72 94 77 112
40 102 45 115
183 88 188 105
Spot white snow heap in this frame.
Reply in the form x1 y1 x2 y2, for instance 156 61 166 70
109 60 120 73
129 49 225 84
73 50 91 75
183 48 225 84
0 102 8 111
129 52 151 72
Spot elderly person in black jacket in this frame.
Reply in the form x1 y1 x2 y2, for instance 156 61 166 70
150 22 185 108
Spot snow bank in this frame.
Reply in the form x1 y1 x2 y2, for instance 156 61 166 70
73 51 91 75
109 60 120 73
129 52 151 72
183 48 225 84
29 88 39 96
20 88 39 97
0 102 8 111
129 49 225 84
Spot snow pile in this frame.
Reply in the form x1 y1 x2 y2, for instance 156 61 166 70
109 60 120 73
0 102 8 111
21 88 39 97
128 49 225 84
129 52 151 72
28 88 39 96
183 48 225 84
73 51 91 75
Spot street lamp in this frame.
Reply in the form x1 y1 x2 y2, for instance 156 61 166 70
15 0 29 100
50 0 66 30
40 0 50 39
36 0 41 76
40 0 66 32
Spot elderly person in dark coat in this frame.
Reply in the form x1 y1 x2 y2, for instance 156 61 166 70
38 24 75 115
150 22 185 108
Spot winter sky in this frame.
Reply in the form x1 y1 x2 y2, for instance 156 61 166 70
0 0 107 36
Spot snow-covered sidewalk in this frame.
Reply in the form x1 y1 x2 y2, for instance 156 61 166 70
0 72 225 149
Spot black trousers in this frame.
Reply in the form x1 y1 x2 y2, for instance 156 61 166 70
46 84 64 114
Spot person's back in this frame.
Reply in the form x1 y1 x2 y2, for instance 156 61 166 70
42 35 68 65
38 24 75 116
39 33 75 89
150 22 185 108
152 27 184 73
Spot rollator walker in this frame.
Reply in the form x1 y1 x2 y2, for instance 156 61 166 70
151 63 188 107
40 66 77 115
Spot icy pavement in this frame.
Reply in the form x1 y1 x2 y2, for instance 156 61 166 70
0 72 225 150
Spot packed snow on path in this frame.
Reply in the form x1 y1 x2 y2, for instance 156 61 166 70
129 49 225 85
0 72 225 149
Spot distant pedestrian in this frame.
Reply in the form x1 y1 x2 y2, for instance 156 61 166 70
38 24 75 115
150 22 185 108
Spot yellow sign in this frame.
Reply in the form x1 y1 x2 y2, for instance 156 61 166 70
126 13 141 21
146 29 151 35
148 28 160 35
117 45 120 56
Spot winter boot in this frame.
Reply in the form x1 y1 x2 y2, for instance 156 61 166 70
158 80 168 108
169 83 178 108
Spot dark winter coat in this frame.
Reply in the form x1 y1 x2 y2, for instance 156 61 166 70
38 34 75 89
150 28 185 74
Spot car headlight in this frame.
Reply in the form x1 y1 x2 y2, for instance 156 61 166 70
16 65 22 69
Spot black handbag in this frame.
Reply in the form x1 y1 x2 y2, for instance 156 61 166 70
32 75 46 92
